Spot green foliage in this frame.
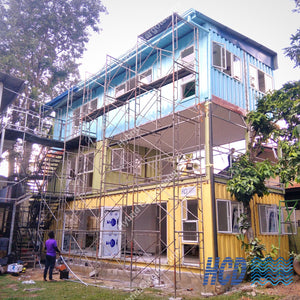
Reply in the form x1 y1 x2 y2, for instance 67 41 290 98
284 0 300 68
236 214 279 276
236 213 265 260
227 153 275 206
227 81 300 206
0 0 107 101
289 251 300 262
247 81 300 151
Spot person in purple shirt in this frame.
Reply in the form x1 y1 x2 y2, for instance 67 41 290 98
43 231 60 281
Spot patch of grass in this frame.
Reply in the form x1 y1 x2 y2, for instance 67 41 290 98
0 274 166 299
0 274 285 300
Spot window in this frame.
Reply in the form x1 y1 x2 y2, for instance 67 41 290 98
217 200 243 233
111 148 142 175
111 148 124 170
213 42 226 70
258 204 297 234
212 42 242 81
182 199 198 242
139 69 152 85
82 98 98 117
161 158 173 176
115 69 152 97
281 207 297 234
115 83 126 98
182 80 196 99
181 75 196 100
230 54 242 80
76 152 94 194
249 65 273 93
71 98 98 136
180 46 195 69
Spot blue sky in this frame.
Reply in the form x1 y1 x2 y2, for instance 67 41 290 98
79 0 299 89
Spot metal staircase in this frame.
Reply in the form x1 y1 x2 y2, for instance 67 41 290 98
13 145 65 264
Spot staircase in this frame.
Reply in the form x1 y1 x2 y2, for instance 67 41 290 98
14 146 65 265
36 146 64 179
15 202 41 268
41 147 64 177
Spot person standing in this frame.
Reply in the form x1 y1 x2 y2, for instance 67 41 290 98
44 231 60 281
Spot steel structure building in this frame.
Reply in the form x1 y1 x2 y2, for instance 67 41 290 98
0 9 295 293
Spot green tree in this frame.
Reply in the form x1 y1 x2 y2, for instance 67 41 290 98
0 0 107 102
227 81 300 241
284 0 300 68
0 0 107 180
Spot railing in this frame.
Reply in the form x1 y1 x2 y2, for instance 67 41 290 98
1 104 65 142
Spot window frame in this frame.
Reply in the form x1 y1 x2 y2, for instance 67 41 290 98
281 206 297 235
139 69 152 85
258 204 297 235
212 42 226 70
216 199 243 234
180 45 195 69
249 64 273 93
76 152 94 194
111 148 142 175
71 98 98 136
182 199 199 243
115 69 153 97
212 41 242 81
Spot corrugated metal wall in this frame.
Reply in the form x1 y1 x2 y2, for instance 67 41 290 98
215 182 289 261
210 32 246 110
210 31 274 112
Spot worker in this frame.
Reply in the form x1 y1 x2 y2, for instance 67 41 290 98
228 148 235 168
43 231 60 281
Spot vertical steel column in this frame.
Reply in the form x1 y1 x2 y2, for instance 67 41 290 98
204 100 218 260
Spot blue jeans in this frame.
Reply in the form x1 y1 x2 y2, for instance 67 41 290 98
44 255 56 280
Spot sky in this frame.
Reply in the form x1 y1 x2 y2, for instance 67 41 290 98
78 0 299 90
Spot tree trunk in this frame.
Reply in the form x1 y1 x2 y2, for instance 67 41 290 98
244 203 254 242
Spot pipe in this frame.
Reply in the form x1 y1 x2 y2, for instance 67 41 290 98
8 202 16 255
59 255 88 286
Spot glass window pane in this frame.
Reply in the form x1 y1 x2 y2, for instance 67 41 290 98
232 55 241 81
182 81 195 99
212 42 223 69
265 75 273 93
282 208 297 234
259 205 279 234
181 46 194 68
115 83 126 97
249 65 258 90
231 203 240 233
112 148 124 170
139 69 152 85
183 222 197 241
90 98 98 111
267 207 278 233
217 200 229 232
258 70 265 93
86 153 94 172
187 200 198 220
224 51 232 76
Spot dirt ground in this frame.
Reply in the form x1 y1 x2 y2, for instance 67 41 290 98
222 276 300 300
5 267 300 299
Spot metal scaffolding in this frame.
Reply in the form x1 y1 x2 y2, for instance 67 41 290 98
0 12 255 296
